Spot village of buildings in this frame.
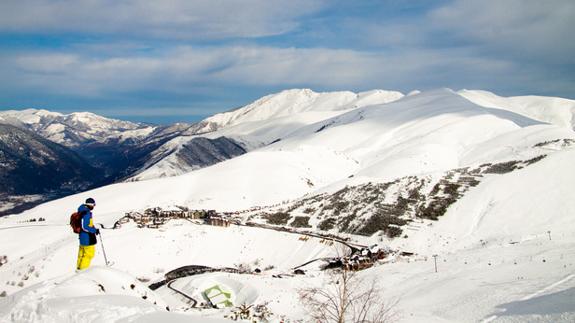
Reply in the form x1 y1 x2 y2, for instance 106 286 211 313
116 205 392 272
117 206 234 229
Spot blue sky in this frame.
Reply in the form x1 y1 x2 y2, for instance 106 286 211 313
0 0 573 124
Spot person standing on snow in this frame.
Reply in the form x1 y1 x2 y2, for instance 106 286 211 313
76 197 100 270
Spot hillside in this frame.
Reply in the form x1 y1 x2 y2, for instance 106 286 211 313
0 124 103 215
128 89 405 179
127 136 247 181
459 89 575 130
0 110 249 210
3 89 573 216
196 89 404 133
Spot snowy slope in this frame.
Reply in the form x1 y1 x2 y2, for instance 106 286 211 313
263 89 549 181
459 89 575 130
128 89 404 180
126 136 247 181
199 88 404 131
3 89 573 217
367 148 575 321
1 89 575 322
0 266 231 323
391 147 575 254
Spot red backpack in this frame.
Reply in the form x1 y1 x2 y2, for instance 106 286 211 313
70 212 83 234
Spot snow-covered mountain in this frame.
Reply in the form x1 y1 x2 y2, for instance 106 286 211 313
0 111 153 213
128 89 405 180
9 88 570 213
0 109 153 146
1 88 575 322
126 88 575 182
199 88 403 131
0 109 245 210
0 124 104 215
125 136 247 181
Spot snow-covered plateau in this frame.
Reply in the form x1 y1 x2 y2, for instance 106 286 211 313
1 88 574 322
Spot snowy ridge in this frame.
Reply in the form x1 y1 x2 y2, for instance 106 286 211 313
127 136 247 181
128 88 404 180
201 88 404 130
459 89 575 130
263 89 546 181
2 89 572 217
0 123 102 213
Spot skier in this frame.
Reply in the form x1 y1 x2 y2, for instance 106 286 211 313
76 198 100 270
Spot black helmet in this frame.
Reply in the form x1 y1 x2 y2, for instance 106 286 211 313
85 198 96 207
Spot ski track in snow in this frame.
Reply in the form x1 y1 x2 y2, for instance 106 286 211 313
520 274 575 302
481 274 575 323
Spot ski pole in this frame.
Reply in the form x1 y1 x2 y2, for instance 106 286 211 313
98 231 110 266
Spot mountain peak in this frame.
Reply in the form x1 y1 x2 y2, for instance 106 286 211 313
276 88 316 96
201 88 404 131
1 108 149 146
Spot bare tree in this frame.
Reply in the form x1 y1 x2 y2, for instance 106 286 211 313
299 268 398 323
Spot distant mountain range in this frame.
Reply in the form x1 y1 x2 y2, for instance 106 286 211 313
0 123 102 214
1 88 574 216
0 89 407 213
0 109 244 214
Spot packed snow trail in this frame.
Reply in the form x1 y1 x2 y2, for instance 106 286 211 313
167 280 198 307
481 274 575 323
0 224 67 230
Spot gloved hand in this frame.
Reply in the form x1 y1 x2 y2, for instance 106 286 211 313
95 229 100 235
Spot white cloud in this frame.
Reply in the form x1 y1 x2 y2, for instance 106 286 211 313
15 54 80 73
2 0 574 102
1 44 533 99
430 0 575 63
1 0 573 102
0 0 326 39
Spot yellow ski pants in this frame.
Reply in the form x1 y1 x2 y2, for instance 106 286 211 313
77 245 95 270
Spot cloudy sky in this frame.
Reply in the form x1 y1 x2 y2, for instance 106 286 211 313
1 0 573 123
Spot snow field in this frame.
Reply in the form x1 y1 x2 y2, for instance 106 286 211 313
0 219 341 297
202 89 403 129
390 148 575 255
0 267 166 323
377 235 575 322
100 220 340 279
4 89 568 220
156 271 325 321
459 89 575 130
0 221 344 322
